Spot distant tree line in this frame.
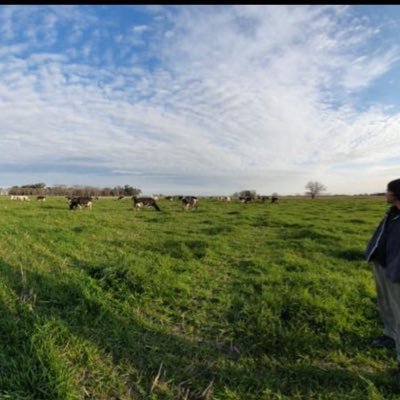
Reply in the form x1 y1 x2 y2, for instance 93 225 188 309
4 182 387 198
232 190 258 199
232 190 279 199
7 183 141 197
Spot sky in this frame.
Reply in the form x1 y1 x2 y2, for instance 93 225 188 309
1 5 400 196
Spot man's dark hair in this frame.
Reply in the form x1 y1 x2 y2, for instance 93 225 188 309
387 178 400 200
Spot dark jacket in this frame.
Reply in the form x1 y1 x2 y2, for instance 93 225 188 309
366 206 400 282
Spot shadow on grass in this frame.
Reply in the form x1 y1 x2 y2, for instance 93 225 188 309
0 259 229 399
0 258 392 399
333 246 365 261
221 269 395 398
150 239 208 260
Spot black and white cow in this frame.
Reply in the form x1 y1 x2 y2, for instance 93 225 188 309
257 195 269 202
69 196 93 210
132 196 161 211
182 196 198 210
239 196 252 203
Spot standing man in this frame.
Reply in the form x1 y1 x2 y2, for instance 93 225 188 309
366 178 400 388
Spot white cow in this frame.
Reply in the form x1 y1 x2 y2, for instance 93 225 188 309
10 195 30 201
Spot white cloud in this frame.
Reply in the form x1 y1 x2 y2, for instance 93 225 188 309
0 5 399 194
132 24 149 34
341 47 400 90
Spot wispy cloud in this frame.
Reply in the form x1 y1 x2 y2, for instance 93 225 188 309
132 24 149 33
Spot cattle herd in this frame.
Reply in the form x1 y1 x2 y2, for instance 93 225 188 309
8 194 278 211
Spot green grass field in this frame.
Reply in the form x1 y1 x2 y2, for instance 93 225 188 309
0 196 395 399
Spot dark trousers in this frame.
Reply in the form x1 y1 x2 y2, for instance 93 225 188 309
373 262 400 361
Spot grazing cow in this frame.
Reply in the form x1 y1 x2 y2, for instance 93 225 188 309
271 196 278 204
10 195 30 201
182 196 198 210
132 196 160 211
36 196 46 202
257 195 269 202
69 196 93 210
239 196 252 203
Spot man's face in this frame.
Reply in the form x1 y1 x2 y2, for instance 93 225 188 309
386 190 396 204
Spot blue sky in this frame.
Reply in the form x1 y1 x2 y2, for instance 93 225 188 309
1 5 400 195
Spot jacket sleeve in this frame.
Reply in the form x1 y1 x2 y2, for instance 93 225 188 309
365 217 386 262
382 220 400 282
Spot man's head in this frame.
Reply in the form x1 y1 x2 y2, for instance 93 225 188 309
386 179 400 204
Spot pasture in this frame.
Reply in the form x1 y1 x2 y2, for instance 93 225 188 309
0 195 394 399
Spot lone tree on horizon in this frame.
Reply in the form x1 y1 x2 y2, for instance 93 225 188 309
305 181 327 199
